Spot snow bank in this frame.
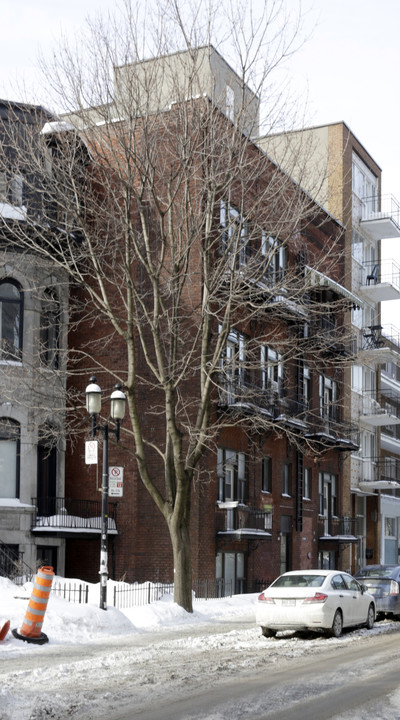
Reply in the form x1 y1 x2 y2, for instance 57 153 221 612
0 575 257 652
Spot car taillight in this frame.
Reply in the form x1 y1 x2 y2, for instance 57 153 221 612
258 592 275 603
390 581 400 596
303 592 328 604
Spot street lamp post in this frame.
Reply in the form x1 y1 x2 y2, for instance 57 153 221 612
85 376 126 610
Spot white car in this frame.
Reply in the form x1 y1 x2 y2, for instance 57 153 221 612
256 569 375 638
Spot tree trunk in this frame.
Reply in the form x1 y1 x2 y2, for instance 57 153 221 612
170 519 193 613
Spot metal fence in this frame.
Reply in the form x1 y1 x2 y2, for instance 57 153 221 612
113 579 233 609
51 581 89 604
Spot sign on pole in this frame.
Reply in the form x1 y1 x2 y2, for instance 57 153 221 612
85 440 98 465
109 466 124 497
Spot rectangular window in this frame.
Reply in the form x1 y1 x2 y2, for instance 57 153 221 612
351 365 363 393
261 345 283 391
217 448 247 503
303 467 311 500
219 327 247 405
220 200 247 265
282 463 291 496
319 375 338 421
262 457 272 493
262 233 287 283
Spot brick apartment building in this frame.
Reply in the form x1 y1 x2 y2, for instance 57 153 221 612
0 51 365 593
57 49 362 591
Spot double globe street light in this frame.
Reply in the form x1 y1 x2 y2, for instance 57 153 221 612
85 376 127 610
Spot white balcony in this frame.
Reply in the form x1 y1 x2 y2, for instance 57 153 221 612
358 325 400 365
360 194 400 241
358 260 400 302
360 391 400 427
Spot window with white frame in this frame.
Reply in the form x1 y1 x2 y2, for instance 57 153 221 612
319 472 338 518
0 419 20 498
319 375 338 422
261 345 283 392
220 327 246 402
220 200 247 265
217 447 247 503
261 232 287 283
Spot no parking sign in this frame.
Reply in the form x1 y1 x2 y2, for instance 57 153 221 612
109 466 124 497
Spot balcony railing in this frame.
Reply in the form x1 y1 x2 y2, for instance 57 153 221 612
359 260 400 301
318 517 358 539
31 497 118 534
305 414 359 451
218 375 308 422
354 456 400 489
361 195 400 230
216 505 272 536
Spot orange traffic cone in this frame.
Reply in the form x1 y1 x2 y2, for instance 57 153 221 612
0 619 10 642
12 566 54 644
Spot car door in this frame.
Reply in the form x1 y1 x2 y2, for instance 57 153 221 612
342 574 366 625
331 574 354 626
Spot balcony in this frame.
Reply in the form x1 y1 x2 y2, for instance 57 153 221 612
318 517 358 542
359 390 400 428
218 376 309 430
360 194 400 241
358 324 400 365
31 497 118 538
305 414 359 452
359 260 400 302
355 456 400 492
216 504 272 539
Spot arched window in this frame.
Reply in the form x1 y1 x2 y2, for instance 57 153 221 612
40 288 60 368
0 418 20 498
0 280 23 361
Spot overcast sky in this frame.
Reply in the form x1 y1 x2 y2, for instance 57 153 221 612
1 0 400 232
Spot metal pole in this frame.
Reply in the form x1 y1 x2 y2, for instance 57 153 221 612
100 423 109 610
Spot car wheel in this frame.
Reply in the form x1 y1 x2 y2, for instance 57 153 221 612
261 626 276 638
366 603 375 630
329 609 343 638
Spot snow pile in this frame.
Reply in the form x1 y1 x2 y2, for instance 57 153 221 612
0 575 258 650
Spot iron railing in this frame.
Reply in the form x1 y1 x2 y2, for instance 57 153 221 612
216 505 272 533
0 539 34 584
361 259 400 291
113 579 233 608
318 517 357 538
31 497 118 532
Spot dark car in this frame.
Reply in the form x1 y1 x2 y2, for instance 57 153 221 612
355 565 400 619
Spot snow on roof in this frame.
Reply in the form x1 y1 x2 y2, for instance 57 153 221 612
41 120 75 135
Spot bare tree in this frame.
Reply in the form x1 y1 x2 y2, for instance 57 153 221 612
0 0 356 611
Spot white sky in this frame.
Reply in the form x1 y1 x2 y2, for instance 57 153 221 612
1 0 398 196
1 0 400 295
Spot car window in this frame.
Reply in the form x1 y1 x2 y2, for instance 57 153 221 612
343 575 360 591
359 568 394 578
272 574 325 588
331 575 347 590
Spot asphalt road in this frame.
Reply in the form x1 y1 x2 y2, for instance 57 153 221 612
113 630 400 720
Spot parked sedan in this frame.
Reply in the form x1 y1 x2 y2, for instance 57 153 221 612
256 569 375 638
355 565 400 619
